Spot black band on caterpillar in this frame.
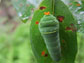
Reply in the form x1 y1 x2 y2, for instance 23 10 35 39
38 15 61 61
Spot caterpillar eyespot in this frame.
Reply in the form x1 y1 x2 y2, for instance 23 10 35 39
38 15 61 61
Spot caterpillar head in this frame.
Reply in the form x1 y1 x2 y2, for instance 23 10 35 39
39 15 59 34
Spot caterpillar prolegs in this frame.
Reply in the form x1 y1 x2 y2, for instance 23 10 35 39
38 15 61 61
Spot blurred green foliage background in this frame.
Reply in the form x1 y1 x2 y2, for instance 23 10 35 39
0 0 84 63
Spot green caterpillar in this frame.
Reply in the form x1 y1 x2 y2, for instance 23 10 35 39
38 14 61 61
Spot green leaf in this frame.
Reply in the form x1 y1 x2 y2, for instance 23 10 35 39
30 0 77 63
12 0 35 23
67 0 84 33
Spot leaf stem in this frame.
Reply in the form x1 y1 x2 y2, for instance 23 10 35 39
52 0 55 15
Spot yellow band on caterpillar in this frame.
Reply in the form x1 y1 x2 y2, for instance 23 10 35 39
42 31 57 34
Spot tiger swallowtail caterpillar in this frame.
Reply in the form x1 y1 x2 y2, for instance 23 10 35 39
38 15 61 61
